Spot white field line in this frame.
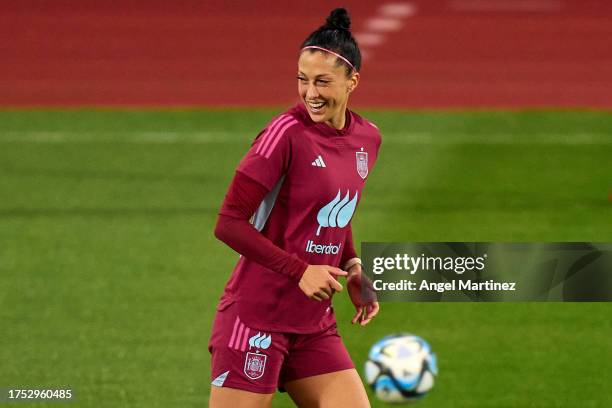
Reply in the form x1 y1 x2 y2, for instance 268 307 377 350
1 131 610 145
383 132 612 145
379 3 418 17
354 2 417 61
365 17 405 32
353 33 385 47
448 0 564 12
0 131 244 143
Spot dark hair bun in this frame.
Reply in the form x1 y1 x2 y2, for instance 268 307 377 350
325 8 351 31
301 7 361 73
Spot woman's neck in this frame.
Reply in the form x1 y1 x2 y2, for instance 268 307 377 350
326 108 348 130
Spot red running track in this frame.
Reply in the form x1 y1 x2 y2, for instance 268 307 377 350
1 0 611 108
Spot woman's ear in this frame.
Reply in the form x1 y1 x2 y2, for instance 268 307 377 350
348 72 360 93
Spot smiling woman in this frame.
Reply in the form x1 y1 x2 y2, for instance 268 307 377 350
297 50 359 130
209 8 381 408
298 9 361 130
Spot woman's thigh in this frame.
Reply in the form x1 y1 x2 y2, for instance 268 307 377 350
209 386 274 408
284 368 370 408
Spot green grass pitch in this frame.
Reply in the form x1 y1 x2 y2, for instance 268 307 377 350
1 109 611 407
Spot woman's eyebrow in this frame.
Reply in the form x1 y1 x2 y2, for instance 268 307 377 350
297 72 333 78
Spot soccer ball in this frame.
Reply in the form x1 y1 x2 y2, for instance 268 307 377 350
364 333 438 403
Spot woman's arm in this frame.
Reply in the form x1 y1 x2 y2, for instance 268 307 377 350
214 171 347 300
340 224 359 274
214 170 308 280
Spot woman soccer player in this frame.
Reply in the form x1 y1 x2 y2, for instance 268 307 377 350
209 8 381 408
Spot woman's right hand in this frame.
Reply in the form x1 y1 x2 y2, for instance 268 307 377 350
298 265 348 301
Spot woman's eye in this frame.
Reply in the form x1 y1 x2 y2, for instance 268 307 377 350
296 77 329 85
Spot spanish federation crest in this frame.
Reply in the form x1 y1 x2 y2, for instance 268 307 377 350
356 148 368 179
244 352 267 379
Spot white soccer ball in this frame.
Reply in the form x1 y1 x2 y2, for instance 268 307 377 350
364 333 438 403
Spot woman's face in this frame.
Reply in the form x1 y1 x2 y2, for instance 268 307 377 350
297 50 359 129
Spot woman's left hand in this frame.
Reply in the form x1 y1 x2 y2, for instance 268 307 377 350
346 263 379 326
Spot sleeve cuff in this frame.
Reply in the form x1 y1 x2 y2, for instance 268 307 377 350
285 254 309 281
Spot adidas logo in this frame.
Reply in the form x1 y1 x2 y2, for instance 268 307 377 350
311 155 326 168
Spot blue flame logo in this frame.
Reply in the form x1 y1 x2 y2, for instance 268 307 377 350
316 190 358 236
248 332 272 350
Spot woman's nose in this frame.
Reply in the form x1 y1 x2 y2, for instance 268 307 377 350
306 83 319 99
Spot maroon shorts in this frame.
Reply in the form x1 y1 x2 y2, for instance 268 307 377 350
208 302 355 394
